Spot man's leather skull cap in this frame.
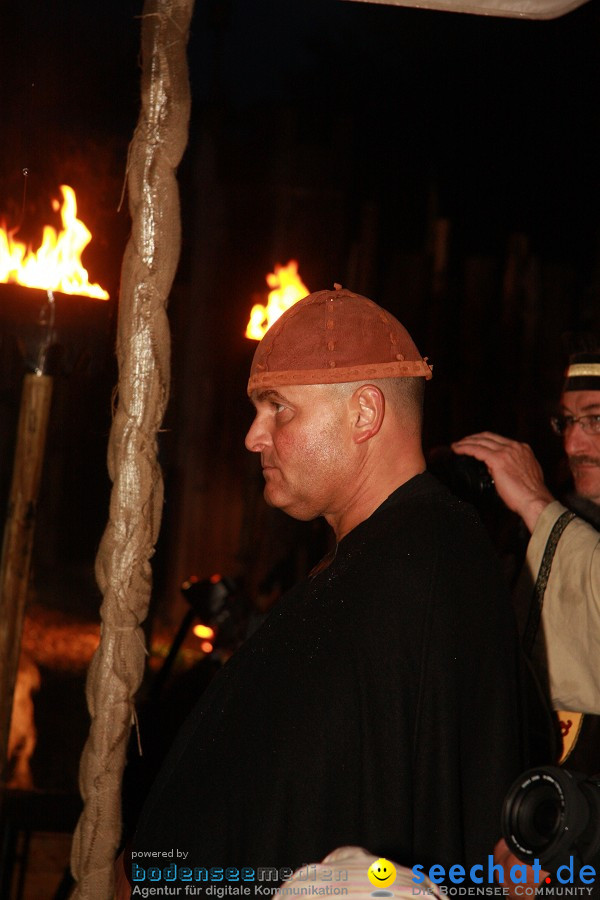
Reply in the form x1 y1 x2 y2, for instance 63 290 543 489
248 285 432 394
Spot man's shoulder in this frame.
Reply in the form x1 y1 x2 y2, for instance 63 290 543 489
346 472 508 606
372 471 490 544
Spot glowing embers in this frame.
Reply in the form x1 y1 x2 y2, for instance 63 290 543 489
245 260 309 341
0 185 109 299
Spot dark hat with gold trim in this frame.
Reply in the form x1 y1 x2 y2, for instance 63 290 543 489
563 350 600 392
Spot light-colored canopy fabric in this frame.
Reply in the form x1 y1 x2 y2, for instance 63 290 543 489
344 0 589 20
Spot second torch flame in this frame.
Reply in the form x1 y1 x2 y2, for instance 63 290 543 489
245 260 309 341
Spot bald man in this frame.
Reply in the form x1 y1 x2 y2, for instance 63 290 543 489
127 288 551 896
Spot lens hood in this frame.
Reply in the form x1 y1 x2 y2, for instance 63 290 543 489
502 766 600 871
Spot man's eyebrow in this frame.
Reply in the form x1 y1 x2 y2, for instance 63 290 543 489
249 389 289 407
257 389 288 403
560 402 600 413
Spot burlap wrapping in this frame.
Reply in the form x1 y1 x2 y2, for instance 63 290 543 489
70 1 195 896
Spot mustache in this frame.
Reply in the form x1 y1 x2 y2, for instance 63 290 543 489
569 455 600 468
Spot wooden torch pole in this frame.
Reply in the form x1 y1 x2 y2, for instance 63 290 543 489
0 372 53 784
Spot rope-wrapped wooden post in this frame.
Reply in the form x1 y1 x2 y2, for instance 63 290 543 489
70 1 194 895
0 373 53 784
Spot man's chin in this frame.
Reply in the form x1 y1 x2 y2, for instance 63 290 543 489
263 489 278 509
263 488 317 522
572 472 600 505
263 485 287 511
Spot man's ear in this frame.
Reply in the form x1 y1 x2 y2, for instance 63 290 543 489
350 384 385 445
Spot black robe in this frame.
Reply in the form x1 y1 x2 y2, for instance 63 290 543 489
132 473 550 879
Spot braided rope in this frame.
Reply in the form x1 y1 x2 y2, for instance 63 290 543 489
70 2 194 895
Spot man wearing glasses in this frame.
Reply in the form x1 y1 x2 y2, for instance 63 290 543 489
452 349 600 718
452 348 600 886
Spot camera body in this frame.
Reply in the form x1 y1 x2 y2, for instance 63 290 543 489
426 446 495 504
502 766 600 872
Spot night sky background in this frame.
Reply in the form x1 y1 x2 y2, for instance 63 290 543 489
1 0 600 624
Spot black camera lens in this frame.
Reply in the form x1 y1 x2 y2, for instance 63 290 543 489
502 766 600 871
532 795 562 843
509 781 562 851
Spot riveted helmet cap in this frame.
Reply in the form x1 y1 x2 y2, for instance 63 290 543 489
247 285 432 394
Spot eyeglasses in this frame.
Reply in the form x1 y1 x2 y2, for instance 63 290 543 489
550 414 600 436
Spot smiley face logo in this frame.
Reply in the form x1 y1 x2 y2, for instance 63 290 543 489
367 858 397 889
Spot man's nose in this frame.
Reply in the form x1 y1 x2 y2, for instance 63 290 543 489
564 420 593 456
245 415 271 452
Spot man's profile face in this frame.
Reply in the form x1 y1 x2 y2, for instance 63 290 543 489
560 389 600 504
245 383 356 521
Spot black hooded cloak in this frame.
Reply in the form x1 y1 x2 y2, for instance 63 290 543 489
132 473 551 882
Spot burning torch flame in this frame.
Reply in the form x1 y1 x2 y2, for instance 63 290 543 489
0 185 109 299
245 260 309 341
